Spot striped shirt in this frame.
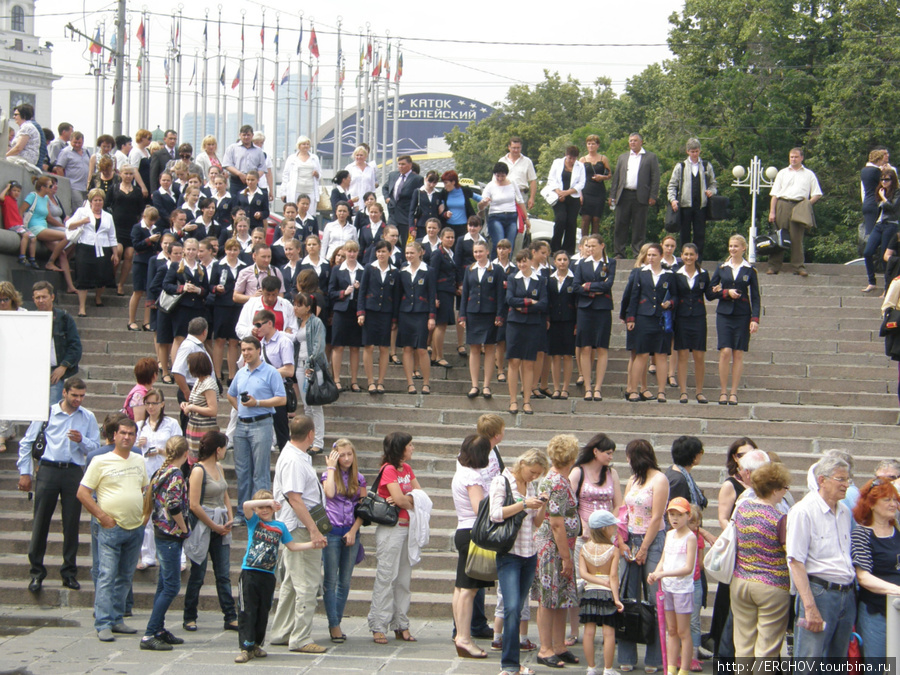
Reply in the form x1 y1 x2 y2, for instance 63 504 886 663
733 499 790 589
490 467 538 558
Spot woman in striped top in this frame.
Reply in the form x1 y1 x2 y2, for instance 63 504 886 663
730 462 791 659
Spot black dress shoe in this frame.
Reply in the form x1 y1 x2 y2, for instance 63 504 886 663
471 628 494 640
28 577 42 593
62 577 81 590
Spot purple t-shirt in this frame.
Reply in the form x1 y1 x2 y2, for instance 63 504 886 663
321 469 366 529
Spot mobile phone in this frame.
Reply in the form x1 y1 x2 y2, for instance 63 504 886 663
240 392 250 403
539 496 548 502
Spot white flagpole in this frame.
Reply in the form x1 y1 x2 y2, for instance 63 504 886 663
175 8 183 138
381 35 390 185
296 13 303 151
215 6 222 142
125 18 132 134
333 18 341 171
355 28 362 148
201 10 208 140
192 51 199 150
238 10 245 126
258 9 265 131
272 14 279 166
392 45 400 168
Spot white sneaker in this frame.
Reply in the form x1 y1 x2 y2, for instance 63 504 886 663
604 669 621 675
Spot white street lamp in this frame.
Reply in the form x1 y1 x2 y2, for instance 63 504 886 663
731 157 779 262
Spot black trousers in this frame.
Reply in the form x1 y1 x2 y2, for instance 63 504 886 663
679 206 708 260
389 215 410 249
30 463 84 580
551 197 581 255
238 568 276 651
273 404 289 450
176 388 189 435
613 189 650 259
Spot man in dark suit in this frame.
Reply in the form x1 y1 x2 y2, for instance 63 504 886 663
608 133 660 259
149 129 178 192
382 154 424 245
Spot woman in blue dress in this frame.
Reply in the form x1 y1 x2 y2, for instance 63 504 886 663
505 248 548 415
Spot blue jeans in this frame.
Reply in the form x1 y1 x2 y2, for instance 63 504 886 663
91 517 133 614
94 524 142 632
497 552 537 673
856 602 885 659
145 536 183 636
794 584 856 658
183 529 236 623
618 530 666 667
233 418 274 516
322 530 360 628
488 211 518 258
864 221 898 285
49 380 64 409
692 577 703 648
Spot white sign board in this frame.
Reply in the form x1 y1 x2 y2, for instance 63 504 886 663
0 311 52 421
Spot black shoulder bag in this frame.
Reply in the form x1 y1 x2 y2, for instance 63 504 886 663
471 476 526 554
355 465 400 526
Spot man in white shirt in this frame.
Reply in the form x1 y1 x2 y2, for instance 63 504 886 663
498 137 537 210
235 276 297 338
786 455 855 659
269 416 327 654
171 317 214 429
767 147 823 277
252 309 295 449
608 133 660 259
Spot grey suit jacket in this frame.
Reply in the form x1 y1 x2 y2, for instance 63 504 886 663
608 150 661 205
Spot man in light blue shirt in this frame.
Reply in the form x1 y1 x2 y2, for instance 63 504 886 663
223 125 268 197
17 376 100 593
227 336 286 522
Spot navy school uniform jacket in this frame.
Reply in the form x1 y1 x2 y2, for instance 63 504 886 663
626 267 679 322
619 267 640 322
709 262 761 321
236 188 270 230
418 236 442 259
412 189 444 231
148 257 172 302
209 259 248 308
455 235 486 278
674 267 716 318
363 244 404 269
163 262 210 310
573 257 617 311
506 273 548 324
430 245 460 295
151 188 179 230
357 262 400 318
358 222 385 262
328 263 364 313
299 259 331 293
213 195 234 227
397 264 436 319
280 262 302 302
131 222 160 265
459 263 505 321
547 271 577 322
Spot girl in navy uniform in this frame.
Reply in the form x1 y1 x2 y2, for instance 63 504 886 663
573 235 616 402
152 238 180 384
412 171 444 235
358 202 386 263
625 243 678 402
279 239 303 303
163 237 210 353
547 250 577 400
620 244 652 400
194 198 221 244
492 238 514 383
129 206 162 332
328 241 363 392
358 240 400 394
209 237 247 386
270 219 296 268
397 242 436 395
455 216 487 358
417 218 442 258
299 235 330 292
353 191 378 231
505 248 548 415
709 234 760 405
235 171 269 231
211 176 233 230
530 240 553 399
673 243 715 404
294 195 319 247
657 234 682 388
430 227 459 369
459 241 505 399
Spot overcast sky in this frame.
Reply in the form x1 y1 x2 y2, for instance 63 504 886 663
35 0 681 151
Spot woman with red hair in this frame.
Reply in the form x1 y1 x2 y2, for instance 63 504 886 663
850 479 900 658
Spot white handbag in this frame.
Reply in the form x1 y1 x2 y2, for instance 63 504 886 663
540 184 559 207
703 518 737 584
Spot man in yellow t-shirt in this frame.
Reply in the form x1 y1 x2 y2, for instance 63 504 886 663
78 418 149 642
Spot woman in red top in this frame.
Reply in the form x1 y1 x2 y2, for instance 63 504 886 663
367 431 422 645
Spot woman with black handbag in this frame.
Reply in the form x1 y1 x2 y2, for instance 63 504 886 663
489 448 549 675
881 275 900 411
293 292 328 454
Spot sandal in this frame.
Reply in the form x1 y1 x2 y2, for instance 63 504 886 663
77 312 87 318
680 393 689 404
336 383 343 392
161 375 174 385
641 390 655 401
667 375 678 388
457 346 468 357
436 359 451 368
182 621 197 632
729 394 739 406
575 376 585 387
389 353 401 365
408 385 417 395
696 393 709 404
127 323 141 332
413 371 423 380
373 632 388 644
592 390 602 402
497 372 507 382
508 403 519 415
530 388 546 400
718 393 728 405
522 403 534 415
648 364 657 375
482 387 492 399
350 383 362 393
142 323 152 331
657 393 667 403
557 650 580 663
394 629 417 642
584 392 593 401
560 391 569 400
467 387 480 399
45 263 63 272
551 390 561 399
564 635 579 647
627 392 641 403
368 384 378 395
862 284 877 293
421 385 431 395
376 384 386 394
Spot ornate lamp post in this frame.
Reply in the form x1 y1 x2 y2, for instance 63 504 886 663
731 157 778 262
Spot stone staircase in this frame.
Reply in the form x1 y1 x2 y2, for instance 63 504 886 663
0 262 895 619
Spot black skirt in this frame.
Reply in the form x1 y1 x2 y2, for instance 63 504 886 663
674 314 707 352
465 313 498 345
398 312 429 350
454 528 494 590
506 322 540 361
548 320 576 356
155 309 174 344
74 243 115 290
332 308 363 347
132 261 149 293
435 291 456 325
172 306 209 338
716 313 751 352
634 314 672 355
580 191 607 219
362 310 393 347
575 308 612 350
579 588 618 626
213 305 243 340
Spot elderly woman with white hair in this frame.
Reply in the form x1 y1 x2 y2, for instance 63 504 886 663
280 136 321 205
345 146 377 199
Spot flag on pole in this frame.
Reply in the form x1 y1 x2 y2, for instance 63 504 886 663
136 20 145 49
252 64 258 91
304 88 308 101
372 53 381 78
359 47 364 69
111 80 117 105
280 65 290 85
366 40 372 62
218 17 221 50
270 78 275 92
274 26 279 54
189 57 196 86
309 27 319 59
385 43 391 79
260 23 264 47
340 62 345 85
164 57 170 84
394 52 402 82
137 55 142 82
107 32 116 65
89 27 102 54
297 23 303 56
203 21 207 47
231 66 240 90
219 64 225 87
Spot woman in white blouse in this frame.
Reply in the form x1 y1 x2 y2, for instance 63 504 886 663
67 188 119 317
280 135 322 205
195 135 222 180
321 202 359 260
345 146 377 199
546 146 586 255
480 162 526 258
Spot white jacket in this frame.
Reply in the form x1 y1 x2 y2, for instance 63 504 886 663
546 157 586 198
407 488 433 567
279 151 322 204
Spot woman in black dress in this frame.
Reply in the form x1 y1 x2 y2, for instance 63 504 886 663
458 240 504 398
573 235 616 402
328 240 363 391
398 242 435 395
579 136 610 237
625 243 678 402
430 227 459 369
709 235 760 405
505 248 548 415
67 188 119 317
358 240 399 394
620 244 652 400
674 243 715 404
547 250 577 400
107 164 145 297
163 237 210 354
